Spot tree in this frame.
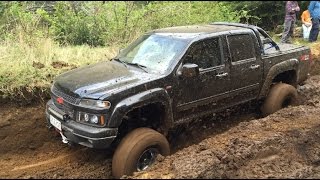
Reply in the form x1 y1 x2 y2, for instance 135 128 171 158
225 1 311 31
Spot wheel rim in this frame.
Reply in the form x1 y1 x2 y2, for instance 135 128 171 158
137 147 159 171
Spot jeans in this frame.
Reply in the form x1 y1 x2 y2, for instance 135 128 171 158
281 19 295 43
302 24 312 39
309 18 320 42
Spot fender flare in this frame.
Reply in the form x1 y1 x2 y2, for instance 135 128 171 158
258 59 299 99
108 88 173 131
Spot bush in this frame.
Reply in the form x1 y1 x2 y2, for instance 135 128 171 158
0 1 244 46
0 1 245 99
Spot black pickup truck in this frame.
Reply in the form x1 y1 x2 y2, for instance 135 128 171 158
45 22 312 178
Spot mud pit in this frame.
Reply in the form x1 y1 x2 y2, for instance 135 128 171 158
1 61 320 179
132 88 320 178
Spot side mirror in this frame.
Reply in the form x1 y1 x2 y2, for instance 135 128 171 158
262 38 280 51
181 63 199 78
262 38 272 44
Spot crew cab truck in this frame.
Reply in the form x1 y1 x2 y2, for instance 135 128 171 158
45 22 311 178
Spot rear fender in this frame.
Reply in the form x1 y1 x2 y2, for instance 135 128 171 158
259 59 298 98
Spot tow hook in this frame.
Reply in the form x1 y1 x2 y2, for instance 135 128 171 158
60 132 68 144
59 131 74 147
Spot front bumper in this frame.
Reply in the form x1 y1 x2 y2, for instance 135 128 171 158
46 99 118 149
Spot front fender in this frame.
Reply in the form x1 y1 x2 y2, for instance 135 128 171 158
258 59 299 99
107 88 173 129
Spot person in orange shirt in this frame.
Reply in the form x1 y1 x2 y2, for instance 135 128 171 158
301 10 312 40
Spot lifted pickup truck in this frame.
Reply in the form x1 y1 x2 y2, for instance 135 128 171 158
45 22 312 178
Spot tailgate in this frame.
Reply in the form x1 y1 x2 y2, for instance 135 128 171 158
298 48 312 83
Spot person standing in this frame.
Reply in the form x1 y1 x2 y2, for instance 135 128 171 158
281 1 300 43
308 1 320 42
301 10 312 40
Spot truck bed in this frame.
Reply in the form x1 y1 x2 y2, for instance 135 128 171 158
264 43 306 55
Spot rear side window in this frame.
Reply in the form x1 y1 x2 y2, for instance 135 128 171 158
227 34 255 62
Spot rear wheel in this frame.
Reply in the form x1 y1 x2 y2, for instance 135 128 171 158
261 83 298 117
112 127 170 178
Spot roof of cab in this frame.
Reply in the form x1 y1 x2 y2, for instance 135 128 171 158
149 24 247 34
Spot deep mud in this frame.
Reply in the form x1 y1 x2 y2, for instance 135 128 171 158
1 58 320 179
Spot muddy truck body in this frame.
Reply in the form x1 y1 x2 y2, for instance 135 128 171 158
45 22 311 178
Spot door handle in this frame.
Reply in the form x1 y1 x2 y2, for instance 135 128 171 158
250 64 260 70
216 72 228 78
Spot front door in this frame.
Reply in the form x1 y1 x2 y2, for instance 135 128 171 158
173 36 230 121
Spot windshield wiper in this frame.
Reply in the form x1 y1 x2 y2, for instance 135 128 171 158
127 62 148 73
112 58 127 68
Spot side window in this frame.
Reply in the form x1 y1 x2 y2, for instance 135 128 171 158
184 38 222 69
227 34 255 62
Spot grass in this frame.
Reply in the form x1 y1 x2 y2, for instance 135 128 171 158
0 37 119 99
272 32 320 45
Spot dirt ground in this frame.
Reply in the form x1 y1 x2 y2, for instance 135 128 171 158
1 46 320 179
131 75 320 179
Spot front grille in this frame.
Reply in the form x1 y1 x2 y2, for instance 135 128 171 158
51 85 78 119
52 85 78 104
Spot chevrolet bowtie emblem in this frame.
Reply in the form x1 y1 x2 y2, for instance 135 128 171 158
57 97 64 104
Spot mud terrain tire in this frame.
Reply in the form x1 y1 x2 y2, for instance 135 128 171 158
261 83 298 117
112 127 170 178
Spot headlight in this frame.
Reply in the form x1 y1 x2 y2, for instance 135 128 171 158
77 112 105 126
90 115 99 124
79 99 111 109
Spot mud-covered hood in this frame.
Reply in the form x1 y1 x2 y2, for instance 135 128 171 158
53 61 159 99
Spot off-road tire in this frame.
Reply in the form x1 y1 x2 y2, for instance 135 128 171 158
112 127 170 178
261 83 298 117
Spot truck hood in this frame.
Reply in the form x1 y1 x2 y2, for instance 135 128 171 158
53 61 159 99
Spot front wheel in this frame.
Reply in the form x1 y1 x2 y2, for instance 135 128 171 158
112 127 170 178
261 82 298 117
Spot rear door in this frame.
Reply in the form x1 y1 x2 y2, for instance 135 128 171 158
226 31 263 103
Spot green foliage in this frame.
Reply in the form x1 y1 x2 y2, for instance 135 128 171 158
0 1 245 99
0 2 47 42
225 1 312 31
225 1 284 30
0 1 242 46
142 1 242 29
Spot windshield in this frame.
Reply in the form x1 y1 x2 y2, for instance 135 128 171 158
117 33 189 74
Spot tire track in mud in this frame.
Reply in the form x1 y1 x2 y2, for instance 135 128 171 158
11 148 85 171
0 142 113 178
